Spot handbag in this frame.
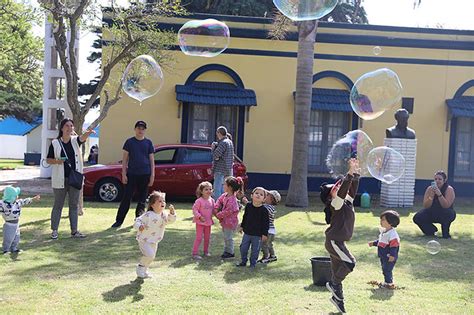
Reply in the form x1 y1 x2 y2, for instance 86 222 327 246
58 139 84 190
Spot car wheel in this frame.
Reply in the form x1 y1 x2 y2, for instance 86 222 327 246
95 178 123 202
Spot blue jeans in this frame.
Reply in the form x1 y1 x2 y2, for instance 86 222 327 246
213 172 225 199
380 257 396 283
240 233 261 267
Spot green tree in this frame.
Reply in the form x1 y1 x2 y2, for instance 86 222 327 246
38 0 185 132
181 0 368 22
0 0 43 122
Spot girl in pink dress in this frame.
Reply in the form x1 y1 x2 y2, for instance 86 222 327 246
214 176 243 259
192 181 215 260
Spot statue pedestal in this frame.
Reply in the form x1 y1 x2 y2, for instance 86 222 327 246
380 138 417 207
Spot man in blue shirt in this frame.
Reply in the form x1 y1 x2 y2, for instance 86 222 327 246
112 121 155 228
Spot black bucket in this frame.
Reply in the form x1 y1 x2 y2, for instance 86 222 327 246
310 257 332 286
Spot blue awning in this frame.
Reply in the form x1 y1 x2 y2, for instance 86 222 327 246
175 81 257 106
446 96 474 118
293 88 352 112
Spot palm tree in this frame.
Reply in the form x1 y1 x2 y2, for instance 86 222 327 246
285 20 318 207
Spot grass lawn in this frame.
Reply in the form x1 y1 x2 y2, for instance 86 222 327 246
0 196 472 314
0 159 23 170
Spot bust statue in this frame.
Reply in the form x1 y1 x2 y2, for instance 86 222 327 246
386 109 416 139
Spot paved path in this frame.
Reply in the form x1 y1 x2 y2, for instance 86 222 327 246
0 166 52 194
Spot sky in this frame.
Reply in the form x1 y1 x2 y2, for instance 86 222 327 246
24 0 474 123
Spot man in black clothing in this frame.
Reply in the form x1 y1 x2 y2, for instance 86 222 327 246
111 121 155 228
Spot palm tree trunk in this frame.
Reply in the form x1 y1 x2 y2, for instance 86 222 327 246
286 20 318 208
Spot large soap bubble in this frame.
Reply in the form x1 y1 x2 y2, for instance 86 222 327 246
426 240 441 255
273 0 338 21
122 55 164 105
350 68 403 120
326 130 374 177
178 19 230 58
367 146 405 184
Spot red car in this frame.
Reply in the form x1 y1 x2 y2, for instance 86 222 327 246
83 144 248 202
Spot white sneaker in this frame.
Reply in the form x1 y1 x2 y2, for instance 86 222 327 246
144 269 153 278
136 265 146 278
193 255 202 260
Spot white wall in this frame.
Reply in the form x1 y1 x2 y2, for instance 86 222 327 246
0 135 27 159
26 125 42 153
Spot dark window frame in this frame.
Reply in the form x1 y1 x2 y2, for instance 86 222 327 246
308 110 350 173
187 103 239 148
454 116 474 180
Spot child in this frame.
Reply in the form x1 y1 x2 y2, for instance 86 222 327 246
258 190 281 264
236 187 270 268
192 181 215 260
134 191 176 278
214 176 243 259
320 159 360 314
368 210 401 289
0 186 40 254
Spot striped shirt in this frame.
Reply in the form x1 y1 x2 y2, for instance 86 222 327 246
265 204 276 234
212 137 234 176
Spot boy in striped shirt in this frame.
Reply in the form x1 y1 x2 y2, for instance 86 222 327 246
258 190 281 264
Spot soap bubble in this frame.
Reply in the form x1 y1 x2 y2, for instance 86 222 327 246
350 68 403 120
426 240 441 255
122 55 164 104
373 46 382 55
178 19 230 57
326 130 374 177
367 146 405 184
273 0 338 21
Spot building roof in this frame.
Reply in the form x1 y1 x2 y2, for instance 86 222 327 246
446 96 474 118
0 117 42 136
293 88 352 112
175 81 257 106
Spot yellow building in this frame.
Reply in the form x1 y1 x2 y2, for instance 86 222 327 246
100 13 474 197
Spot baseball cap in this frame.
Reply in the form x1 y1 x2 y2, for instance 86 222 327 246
135 121 147 129
268 190 281 204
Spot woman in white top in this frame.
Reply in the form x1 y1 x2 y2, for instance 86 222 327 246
46 118 94 240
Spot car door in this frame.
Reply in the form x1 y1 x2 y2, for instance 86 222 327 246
173 147 213 196
153 147 179 196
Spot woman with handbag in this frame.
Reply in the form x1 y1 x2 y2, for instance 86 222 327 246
46 118 95 240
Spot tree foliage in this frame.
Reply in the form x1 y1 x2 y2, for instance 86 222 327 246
182 0 274 17
0 0 43 122
38 0 185 132
182 0 368 23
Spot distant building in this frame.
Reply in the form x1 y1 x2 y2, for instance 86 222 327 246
0 117 42 160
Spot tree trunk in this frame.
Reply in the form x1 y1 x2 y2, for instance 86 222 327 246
285 20 318 208
72 108 86 215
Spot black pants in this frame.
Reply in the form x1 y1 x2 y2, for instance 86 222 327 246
115 174 150 225
325 238 356 284
413 207 456 238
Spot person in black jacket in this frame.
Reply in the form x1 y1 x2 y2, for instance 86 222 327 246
320 158 360 314
236 187 269 268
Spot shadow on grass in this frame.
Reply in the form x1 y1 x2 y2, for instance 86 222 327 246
303 284 328 292
8 203 474 288
305 212 326 226
102 278 144 303
369 287 395 301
